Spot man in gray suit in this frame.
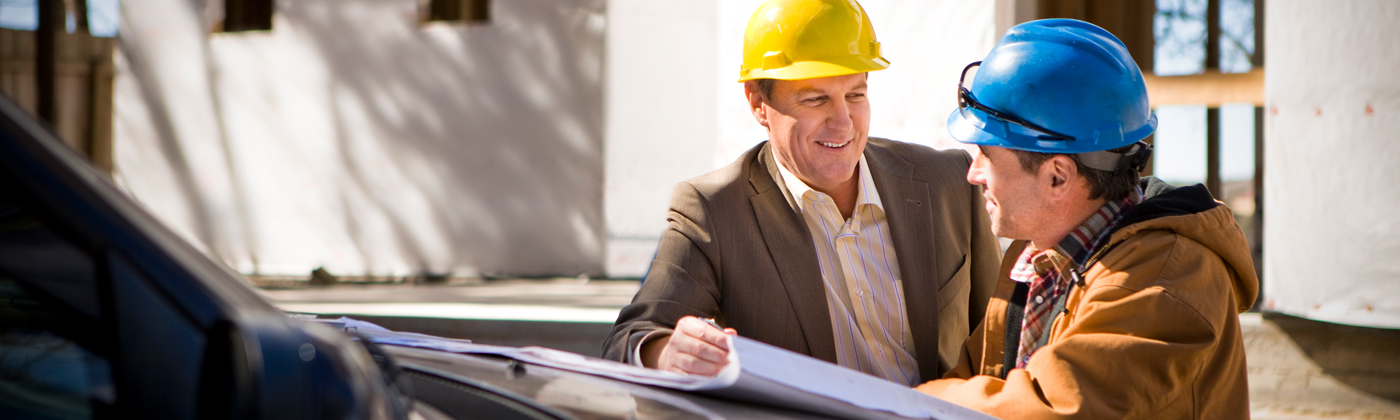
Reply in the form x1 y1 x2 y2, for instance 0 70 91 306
602 0 1001 385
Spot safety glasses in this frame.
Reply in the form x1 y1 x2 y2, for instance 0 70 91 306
958 61 1075 141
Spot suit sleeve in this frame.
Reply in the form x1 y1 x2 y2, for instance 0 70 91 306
963 150 1002 337
942 315 987 381
601 181 724 363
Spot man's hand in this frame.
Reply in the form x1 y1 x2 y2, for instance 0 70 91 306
640 316 738 376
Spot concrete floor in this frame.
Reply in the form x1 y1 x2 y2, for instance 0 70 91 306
263 279 1400 419
1245 312 1400 419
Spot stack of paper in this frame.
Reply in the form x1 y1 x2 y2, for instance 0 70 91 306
325 317 990 420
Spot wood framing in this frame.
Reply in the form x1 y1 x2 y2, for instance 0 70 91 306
1142 68 1265 108
1036 0 1156 73
0 29 116 173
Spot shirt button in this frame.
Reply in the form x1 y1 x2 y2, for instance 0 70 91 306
857 289 863 297
876 343 883 351
1034 295 1045 304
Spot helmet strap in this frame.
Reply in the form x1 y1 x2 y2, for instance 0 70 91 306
1074 141 1153 173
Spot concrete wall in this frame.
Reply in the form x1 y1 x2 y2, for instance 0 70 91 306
602 1 720 276
116 0 995 279
116 0 607 278
1263 0 1400 328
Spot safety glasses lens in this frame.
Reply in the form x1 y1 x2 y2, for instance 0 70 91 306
960 63 980 93
957 62 982 123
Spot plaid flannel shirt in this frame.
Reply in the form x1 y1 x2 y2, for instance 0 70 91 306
1011 188 1143 369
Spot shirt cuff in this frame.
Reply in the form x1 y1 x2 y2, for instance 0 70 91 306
629 329 673 367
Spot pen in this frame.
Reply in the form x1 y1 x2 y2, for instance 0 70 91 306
700 317 725 331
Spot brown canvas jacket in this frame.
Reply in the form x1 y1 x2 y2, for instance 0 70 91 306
917 179 1259 419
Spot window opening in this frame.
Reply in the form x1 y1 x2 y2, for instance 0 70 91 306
1154 0 1207 76
424 0 489 24
222 0 273 32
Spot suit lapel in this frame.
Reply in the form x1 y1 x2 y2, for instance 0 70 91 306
865 143 944 377
749 144 838 363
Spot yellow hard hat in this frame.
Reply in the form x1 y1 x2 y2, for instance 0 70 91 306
738 0 890 82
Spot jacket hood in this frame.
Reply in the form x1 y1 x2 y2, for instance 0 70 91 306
1103 177 1260 313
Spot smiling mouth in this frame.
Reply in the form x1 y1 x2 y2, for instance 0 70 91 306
818 141 850 149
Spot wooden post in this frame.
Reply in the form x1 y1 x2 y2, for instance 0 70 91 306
1207 0 1221 69
1251 0 1265 304
1127 0 1156 177
1204 0 1222 197
1252 105 1264 307
36 0 62 124
87 40 115 174
1253 0 1265 68
68 0 89 34
1206 108 1221 196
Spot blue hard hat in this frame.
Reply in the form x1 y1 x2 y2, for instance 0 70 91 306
948 19 1157 168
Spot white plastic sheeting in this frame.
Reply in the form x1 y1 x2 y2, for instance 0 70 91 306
604 0 995 276
115 0 607 277
1263 0 1400 328
602 1 721 277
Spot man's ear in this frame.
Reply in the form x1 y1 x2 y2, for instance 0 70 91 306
1044 155 1080 198
744 81 769 128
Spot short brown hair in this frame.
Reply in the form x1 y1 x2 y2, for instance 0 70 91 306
1007 145 1141 202
753 78 777 100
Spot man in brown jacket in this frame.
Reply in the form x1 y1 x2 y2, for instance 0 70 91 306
602 0 1002 386
916 19 1259 418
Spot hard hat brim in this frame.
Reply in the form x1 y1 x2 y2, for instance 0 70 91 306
948 107 1158 153
947 106 1056 151
738 55 890 82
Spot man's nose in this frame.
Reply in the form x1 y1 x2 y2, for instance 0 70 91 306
826 99 854 132
966 161 985 186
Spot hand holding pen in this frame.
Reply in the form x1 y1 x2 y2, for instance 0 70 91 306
642 316 738 376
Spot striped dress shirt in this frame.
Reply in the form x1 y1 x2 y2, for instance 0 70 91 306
776 155 920 385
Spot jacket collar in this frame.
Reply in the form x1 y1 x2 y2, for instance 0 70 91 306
869 145 944 379
748 143 838 362
747 140 946 379
774 154 887 216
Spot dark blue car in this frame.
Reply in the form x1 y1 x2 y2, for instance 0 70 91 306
0 94 860 420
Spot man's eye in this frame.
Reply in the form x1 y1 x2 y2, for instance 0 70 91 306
848 93 866 101
802 96 828 104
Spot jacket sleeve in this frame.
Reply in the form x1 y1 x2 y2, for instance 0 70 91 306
601 181 724 363
917 235 1229 419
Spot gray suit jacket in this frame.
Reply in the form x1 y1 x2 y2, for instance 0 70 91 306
602 138 1001 381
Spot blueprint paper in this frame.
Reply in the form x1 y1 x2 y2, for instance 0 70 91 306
346 319 990 419
722 334 991 419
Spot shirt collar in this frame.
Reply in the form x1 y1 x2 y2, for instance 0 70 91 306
1052 186 1145 269
775 154 884 214
1015 187 1145 280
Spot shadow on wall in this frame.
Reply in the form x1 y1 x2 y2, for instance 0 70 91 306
1265 312 1400 403
286 0 605 277
118 0 607 277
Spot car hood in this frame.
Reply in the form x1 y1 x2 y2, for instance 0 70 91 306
384 345 839 420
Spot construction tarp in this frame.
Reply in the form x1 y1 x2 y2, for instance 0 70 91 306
115 0 607 278
1263 0 1400 328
